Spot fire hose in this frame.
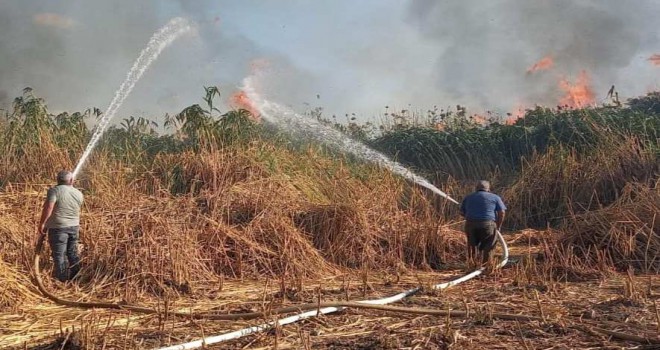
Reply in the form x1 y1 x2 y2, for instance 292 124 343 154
33 229 658 348
32 231 506 320
154 232 509 350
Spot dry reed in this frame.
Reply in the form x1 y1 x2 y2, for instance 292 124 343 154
559 182 659 273
1 141 464 304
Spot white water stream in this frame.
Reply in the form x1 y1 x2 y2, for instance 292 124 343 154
241 75 459 204
72 17 192 178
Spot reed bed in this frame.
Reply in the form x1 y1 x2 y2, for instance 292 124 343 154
294 204 371 268
559 182 660 273
1 89 659 348
0 259 41 312
503 134 658 229
0 139 465 304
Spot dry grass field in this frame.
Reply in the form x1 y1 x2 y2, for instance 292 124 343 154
0 90 658 349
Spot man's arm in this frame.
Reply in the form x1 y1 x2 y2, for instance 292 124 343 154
494 195 506 231
495 210 505 231
37 199 55 235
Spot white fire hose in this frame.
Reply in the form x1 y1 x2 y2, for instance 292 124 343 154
155 231 508 350
149 83 514 349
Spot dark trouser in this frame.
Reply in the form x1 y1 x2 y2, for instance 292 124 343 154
464 220 497 264
47 226 81 282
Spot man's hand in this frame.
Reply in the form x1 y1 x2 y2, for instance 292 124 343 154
38 199 55 237
495 210 506 232
35 225 46 245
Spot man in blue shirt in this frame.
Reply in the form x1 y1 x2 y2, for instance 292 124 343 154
459 180 506 265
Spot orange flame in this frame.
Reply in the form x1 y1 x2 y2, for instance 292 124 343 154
436 114 488 129
558 71 595 108
505 104 526 125
230 90 261 120
649 54 660 66
471 114 488 125
527 55 554 73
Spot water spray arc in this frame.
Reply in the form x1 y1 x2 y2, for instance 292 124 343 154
241 76 459 204
72 17 193 179
154 80 506 350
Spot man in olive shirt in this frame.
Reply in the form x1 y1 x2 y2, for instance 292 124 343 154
37 170 84 282
459 180 506 265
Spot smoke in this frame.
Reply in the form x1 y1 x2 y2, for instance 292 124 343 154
405 0 660 110
1 1 157 113
0 90 8 112
33 13 77 29
0 0 316 121
1 1 658 122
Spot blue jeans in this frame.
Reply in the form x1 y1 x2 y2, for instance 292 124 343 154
47 226 81 282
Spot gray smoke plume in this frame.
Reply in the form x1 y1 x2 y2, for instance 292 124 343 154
406 0 660 110
0 0 318 120
1 1 658 121
0 1 161 113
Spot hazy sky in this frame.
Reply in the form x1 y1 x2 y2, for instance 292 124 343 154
1 1 658 123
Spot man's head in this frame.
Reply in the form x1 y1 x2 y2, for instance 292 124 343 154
57 170 74 185
476 180 490 192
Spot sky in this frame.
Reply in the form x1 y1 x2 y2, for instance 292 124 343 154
1 0 658 124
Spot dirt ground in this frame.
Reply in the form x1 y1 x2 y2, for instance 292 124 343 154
2 232 659 350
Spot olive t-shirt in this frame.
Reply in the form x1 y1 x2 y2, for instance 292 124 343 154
45 185 84 229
